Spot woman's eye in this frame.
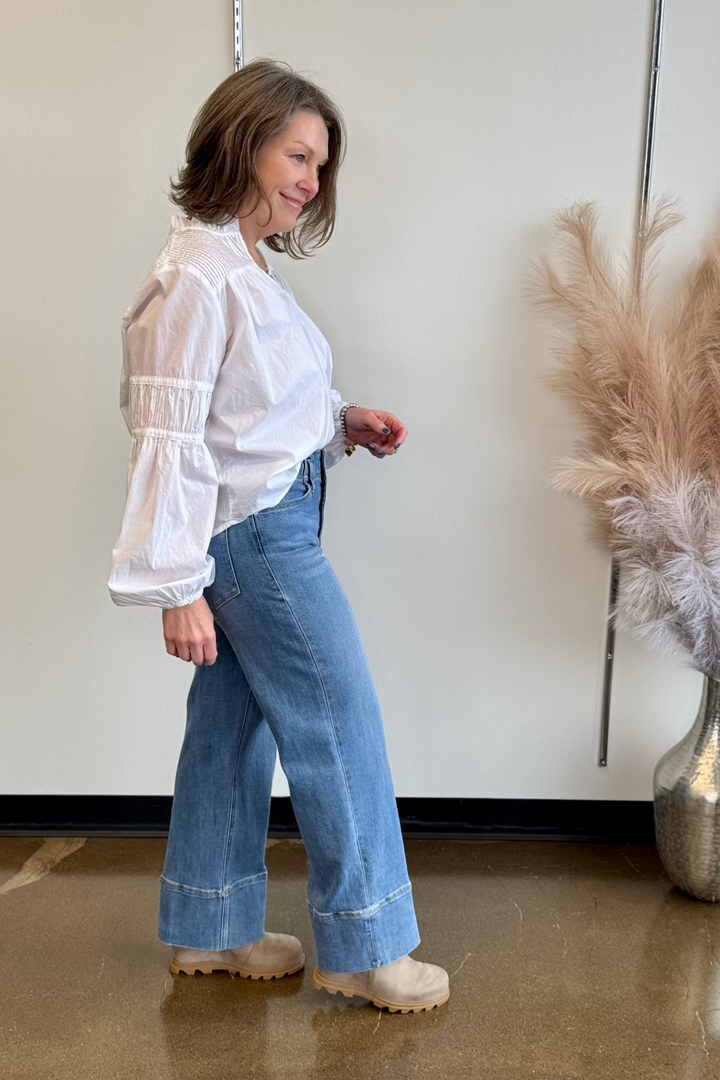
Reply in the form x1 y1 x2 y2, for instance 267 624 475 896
293 154 324 176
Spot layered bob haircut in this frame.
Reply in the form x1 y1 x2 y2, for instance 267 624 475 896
167 58 346 258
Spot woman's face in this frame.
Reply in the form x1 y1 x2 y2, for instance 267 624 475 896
244 110 329 238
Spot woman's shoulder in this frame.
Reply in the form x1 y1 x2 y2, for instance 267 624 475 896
145 215 255 292
122 231 247 326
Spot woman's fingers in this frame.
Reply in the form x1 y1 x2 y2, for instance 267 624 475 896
377 413 407 446
364 440 402 457
363 440 402 456
171 640 192 662
202 640 218 665
390 423 407 448
364 413 406 455
173 639 217 665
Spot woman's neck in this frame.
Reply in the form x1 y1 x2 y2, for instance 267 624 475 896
237 217 269 272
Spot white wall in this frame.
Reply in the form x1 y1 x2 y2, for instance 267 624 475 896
1 0 234 794
1 1 715 797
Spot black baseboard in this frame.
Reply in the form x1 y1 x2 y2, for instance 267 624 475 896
0 796 656 843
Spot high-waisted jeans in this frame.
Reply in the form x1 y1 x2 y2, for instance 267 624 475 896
158 448 421 972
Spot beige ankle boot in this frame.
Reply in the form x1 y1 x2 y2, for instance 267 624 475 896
312 953 449 1013
170 932 305 980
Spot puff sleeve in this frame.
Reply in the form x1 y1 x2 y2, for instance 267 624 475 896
107 263 228 608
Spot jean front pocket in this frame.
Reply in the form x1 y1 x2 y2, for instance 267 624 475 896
259 458 314 514
203 528 241 610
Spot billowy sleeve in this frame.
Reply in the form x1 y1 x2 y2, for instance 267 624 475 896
108 263 228 608
323 387 351 468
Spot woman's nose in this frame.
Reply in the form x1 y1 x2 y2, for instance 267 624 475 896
302 172 320 199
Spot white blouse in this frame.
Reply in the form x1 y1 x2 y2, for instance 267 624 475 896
107 213 350 610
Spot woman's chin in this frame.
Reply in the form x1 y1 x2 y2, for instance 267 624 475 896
269 210 298 233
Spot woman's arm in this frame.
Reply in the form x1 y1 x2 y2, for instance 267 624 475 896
107 263 227 609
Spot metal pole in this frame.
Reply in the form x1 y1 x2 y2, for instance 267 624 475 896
234 0 244 71
598 0 665 767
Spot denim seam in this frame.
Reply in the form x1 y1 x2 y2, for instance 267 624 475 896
219 684 255 947
249 512 374 952
318 449 327 539
216 527 241 605
307 881 413 922
160 870 267 899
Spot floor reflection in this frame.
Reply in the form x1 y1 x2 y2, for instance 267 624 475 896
1 837 719 1079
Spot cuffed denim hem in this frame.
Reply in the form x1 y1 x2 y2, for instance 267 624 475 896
309 882 422 973
157 871 267 950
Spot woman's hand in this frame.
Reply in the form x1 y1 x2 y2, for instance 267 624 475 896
344 407 407 457
162 596 218 666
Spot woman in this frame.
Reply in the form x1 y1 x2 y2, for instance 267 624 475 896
108 57 449 1014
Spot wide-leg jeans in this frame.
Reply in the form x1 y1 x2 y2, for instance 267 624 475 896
158 448 421 972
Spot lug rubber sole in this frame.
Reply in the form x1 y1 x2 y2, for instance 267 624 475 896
169 954 305 980
311 965 449 1013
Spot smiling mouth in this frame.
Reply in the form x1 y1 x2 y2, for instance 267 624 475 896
281 193 303 210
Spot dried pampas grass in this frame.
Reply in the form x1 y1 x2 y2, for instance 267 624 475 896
527 197 720 677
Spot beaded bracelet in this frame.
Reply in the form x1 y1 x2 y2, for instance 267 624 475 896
340 402 360 456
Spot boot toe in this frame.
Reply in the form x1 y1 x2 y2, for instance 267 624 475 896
371 955 449 1010
233 931 305 976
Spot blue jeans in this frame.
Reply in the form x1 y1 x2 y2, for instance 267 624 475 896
158 448 421 972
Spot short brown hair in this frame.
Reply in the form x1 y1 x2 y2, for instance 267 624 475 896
167 58 346 258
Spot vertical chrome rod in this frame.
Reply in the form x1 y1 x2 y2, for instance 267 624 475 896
234 0 244 70
598 0 665 767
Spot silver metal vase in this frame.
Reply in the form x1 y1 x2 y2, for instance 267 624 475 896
654 675 720 902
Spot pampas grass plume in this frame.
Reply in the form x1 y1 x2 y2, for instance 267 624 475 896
526 197 720 678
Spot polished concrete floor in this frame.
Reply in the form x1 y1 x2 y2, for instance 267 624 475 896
2 836 720 1079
